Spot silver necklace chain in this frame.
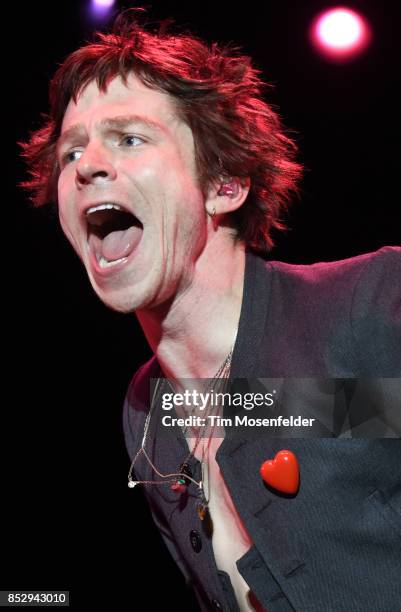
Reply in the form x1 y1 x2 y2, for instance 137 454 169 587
127 331 237 505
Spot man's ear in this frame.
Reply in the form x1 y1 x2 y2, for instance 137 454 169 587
205 177 251 217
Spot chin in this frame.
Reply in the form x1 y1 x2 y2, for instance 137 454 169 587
92 288 142 314
90 271 174 314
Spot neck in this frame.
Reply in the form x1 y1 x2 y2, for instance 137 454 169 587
136 238 246 384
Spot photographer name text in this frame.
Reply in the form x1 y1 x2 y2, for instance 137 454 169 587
161 414 315 427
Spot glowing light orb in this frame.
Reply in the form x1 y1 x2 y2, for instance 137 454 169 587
92 0 115 8
310 7 371 62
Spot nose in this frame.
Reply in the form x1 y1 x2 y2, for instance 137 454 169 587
75 142 117 188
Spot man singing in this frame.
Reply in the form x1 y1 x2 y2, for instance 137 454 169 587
21 9 400 611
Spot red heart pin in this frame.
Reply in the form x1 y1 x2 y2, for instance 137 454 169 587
260 450 300 494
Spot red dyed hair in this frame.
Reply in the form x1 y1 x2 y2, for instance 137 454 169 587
20 8 303 254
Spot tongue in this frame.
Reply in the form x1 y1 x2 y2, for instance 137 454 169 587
101 226 143 262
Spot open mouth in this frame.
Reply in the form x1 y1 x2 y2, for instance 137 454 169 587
86 203 143 269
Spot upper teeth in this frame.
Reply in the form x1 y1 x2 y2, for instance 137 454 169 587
86 203 123 216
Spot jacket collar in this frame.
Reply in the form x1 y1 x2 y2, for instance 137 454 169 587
230 249 272 378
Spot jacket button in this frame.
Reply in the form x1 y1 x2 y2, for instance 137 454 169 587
189 529 202 553
211 599 223 610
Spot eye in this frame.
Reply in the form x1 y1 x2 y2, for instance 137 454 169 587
120 134 144 147
60 149 82 168
62 149 83 165
59 134 145 168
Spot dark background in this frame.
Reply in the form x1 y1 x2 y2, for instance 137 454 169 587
9 0 400 608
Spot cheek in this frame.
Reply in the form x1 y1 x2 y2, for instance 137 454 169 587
58 208 70 236
57 175 70 223
57 200 72 238
57 177 80 250
58 172 75 222
134 150 199 204
58 210 77 253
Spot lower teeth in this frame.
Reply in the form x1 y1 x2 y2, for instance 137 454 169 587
99 256 127 268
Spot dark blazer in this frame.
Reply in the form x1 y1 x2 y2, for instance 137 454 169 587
123 246 401 611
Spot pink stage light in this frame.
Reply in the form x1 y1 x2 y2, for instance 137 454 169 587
92 0 115 9
310 7 372 62
90 0 115 19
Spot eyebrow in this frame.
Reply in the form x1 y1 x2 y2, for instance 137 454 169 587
56 114 167 153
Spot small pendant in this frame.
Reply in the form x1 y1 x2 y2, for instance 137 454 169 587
197 503 207 521
179 462 193 485
171 478 187 493
128 480 138 488
196 483 208 521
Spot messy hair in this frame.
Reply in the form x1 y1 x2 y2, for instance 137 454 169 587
20 8 303 254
